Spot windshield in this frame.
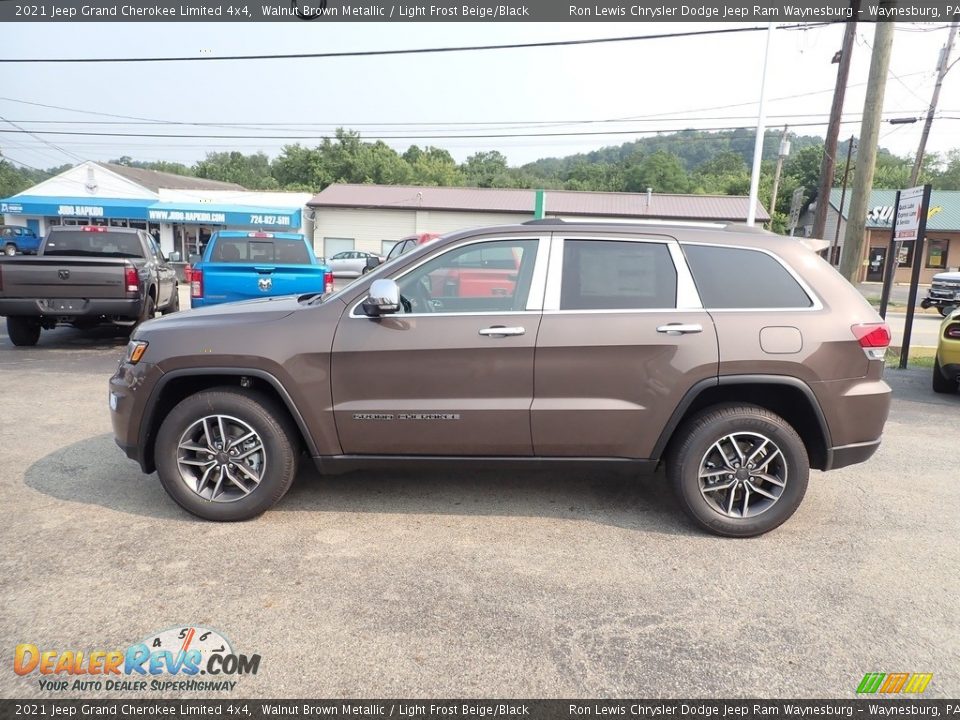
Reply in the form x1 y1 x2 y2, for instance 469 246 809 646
43 231 145 258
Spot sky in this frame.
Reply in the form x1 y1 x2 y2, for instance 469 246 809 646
1 21 959 172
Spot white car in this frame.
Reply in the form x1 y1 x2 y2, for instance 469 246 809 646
325 251 383 278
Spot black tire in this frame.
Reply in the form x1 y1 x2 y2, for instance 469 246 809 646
4 244 16 256
154 388 300 521
6 316 41 346
939 305 956 318
135 293 156 328
932 355 956 394
665 403 809 538
162 285 180 315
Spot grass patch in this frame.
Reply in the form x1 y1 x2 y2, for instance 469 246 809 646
886 346 936 369
866 295 904 309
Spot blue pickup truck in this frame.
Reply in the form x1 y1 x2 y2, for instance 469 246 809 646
2 225 42 256
189 231 333 308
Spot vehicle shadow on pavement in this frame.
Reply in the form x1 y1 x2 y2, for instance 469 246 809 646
23 433 700 535
283 464 700 537
23 433 190 521
0 324 132 351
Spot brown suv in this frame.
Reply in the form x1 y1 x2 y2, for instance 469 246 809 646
109 220 892 537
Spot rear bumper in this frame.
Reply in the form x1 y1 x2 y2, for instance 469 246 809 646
824 439 881 470
0 297 141 319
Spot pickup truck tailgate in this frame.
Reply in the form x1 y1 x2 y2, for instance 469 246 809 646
200 264 328 304
0 258 129 300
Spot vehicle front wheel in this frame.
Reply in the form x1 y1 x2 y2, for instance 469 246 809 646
154 388 300 521
6 316 41 346
665 404 809 538
939 305 956 318
4 244 16 256
932 356 957 394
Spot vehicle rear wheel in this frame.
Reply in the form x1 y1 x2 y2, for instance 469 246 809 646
4 244 16 256
932 356 957 394
162 285 180 315
665 404 809 537
135 293 155 328
6 316 41 346
154 388 300 521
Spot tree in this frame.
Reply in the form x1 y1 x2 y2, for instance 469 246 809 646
194 151 278 190
622 150 690 193
462 151 511 187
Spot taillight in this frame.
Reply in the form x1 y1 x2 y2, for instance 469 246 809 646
184 264 193 283
945 323 960 340
191 268 203 298
852 323 891 360
324 270 333 294
124 267 139 294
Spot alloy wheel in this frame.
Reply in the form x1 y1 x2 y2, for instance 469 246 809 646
176 414 267 503
698 432 787 519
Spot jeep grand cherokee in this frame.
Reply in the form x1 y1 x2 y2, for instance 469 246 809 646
109 220 891 537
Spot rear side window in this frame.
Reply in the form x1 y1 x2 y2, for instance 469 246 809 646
213 238 310 264
560 240 676 310
682 245 812 309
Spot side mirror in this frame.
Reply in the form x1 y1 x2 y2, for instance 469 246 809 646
168 251 182 263
362 279 401 316
365 256 382 270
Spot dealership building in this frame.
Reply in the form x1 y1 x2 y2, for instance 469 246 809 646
0 161 313 259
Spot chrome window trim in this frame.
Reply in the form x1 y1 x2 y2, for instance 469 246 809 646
679 241 824 312
542 235 701 313
349 235 549 319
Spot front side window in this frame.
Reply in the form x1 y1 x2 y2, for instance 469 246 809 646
560 240 677 310
396 239 538 314
683 245 812 309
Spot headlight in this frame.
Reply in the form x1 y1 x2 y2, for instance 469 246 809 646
125 340 149 364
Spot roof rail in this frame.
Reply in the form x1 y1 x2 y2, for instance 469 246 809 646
522 217 566 225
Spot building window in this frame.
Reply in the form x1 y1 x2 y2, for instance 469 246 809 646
323 237 355 259
927 239 949 269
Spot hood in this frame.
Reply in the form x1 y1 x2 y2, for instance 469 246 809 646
136 294 307 334
933 271 960 282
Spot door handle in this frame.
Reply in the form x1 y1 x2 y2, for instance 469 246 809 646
656 323 703 335
478 326 525 337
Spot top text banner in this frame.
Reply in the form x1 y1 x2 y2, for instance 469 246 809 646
3 0 957 22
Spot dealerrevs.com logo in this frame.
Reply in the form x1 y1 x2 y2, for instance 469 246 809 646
14 626 260 693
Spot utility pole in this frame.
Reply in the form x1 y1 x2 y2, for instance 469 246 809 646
769 125 790 216
812 1 858 241
840 16 895 283
830 136 856 265
747 23 776 227
910 21 959 187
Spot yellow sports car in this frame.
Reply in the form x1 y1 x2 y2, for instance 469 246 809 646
933 308 960 394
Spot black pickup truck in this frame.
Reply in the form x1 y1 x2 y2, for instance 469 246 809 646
0 225 179 346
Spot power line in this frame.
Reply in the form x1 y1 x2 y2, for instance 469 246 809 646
0 113 86 163
0 118 906 142
0 23 833 64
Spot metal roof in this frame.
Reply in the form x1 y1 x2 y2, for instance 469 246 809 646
308 184 770 222
829 187 960 232
98 163 245 192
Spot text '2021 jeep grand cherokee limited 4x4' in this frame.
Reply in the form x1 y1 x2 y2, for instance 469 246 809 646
109 220 892 537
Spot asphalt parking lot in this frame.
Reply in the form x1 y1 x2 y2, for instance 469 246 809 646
1 308 959 699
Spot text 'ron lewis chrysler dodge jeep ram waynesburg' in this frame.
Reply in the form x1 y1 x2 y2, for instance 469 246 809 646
110 220 892 537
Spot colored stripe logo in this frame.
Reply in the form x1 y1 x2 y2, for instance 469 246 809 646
857 673 933 694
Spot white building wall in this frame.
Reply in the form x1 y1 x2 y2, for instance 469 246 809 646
312 207 533 256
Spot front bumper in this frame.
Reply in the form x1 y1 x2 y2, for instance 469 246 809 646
109 360 163 473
